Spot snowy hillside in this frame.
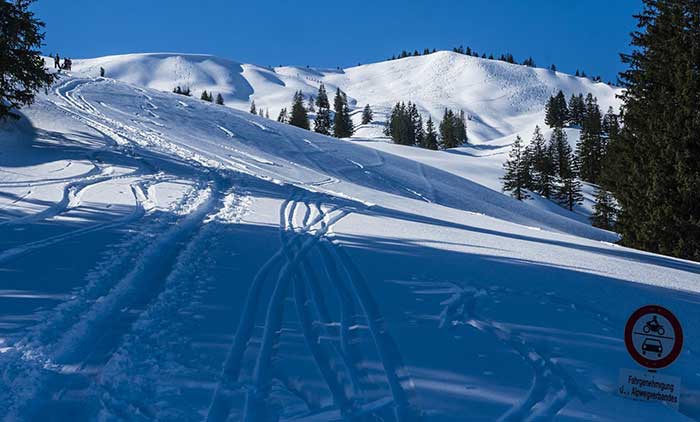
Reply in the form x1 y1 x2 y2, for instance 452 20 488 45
0 55 698 421
70 51 622 143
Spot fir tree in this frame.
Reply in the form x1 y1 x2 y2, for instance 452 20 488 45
502 136 531 200
406 103 422 145
277 107 288 123
548 126 582 210
604 0 700 260
439 109 457 149
386 102 413 145
522 57 536 67
265 109 270 119
307 95 315 112
216 93 224 105
314 84 331 135
201 90 212 102
289 90 309 130
332 88 353 138
456 110 468 144
316 83 330 109
544 90 569 128
576 93 604 183
0 0 55 119
100 67 105 77
423 117 438 150
438 109 467 149
550 127 570 178
568 93 586 127
361 104 373 124
526 126 555 198
591 188 617 230
601 107 620 140
249 100 257 114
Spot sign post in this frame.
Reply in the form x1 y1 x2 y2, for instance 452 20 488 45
618 305 683 409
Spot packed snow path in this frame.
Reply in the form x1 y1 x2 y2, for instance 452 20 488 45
0 73 699 421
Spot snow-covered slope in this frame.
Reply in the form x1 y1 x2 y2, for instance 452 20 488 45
0 57 698 421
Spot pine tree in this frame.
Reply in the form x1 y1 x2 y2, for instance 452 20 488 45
601 106 620 141
502 136 531 200
553 135 582 211
423 117 438 150
386 102 414 145
544 90 569 128
456 110 468 144
526 126 555 198
603 0 700 260
361 104 373 124
249 100 257 114
568 93 586 127
216 93 224 105
0 0 55 119
439 109 456 149
307 95 315 112
550 127 570 178
100 67 105 77
277 107 288 123
289 90 309 130
201 90 212 102
591 188 617 230
410 103 424 146
332 88 353 138
314 84 332 135
576 94 604 183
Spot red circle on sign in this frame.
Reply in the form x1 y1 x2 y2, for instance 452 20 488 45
624 305 683 369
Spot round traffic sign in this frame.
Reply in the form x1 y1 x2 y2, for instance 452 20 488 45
624 305 683 369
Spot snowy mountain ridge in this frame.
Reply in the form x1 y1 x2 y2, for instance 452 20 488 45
69 51 623 143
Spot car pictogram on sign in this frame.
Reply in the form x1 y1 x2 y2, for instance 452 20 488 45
641 338 662 357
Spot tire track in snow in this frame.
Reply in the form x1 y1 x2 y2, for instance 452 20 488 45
282 195 357 418
241 205 349 422
205 190 349 422
323 237 423 422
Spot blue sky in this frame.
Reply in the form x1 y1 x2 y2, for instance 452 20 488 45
34 0 641 82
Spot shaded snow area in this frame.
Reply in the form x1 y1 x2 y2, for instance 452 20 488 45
0 54 698 421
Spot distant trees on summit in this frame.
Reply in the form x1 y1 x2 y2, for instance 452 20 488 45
387 46 607 83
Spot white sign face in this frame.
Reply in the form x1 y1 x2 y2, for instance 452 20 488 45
618 368 681 409
629 313 676 362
